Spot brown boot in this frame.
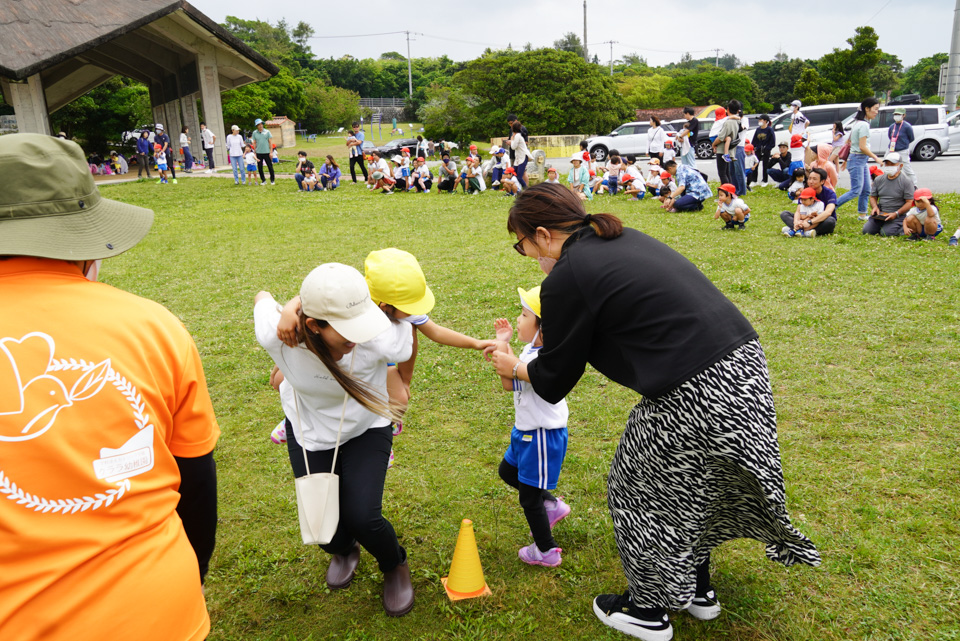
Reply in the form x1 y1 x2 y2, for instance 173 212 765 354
382 560 414 616
325 543 361 590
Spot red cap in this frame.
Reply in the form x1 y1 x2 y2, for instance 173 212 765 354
714 107 726 118
589 170 596 177
505 167 516 174
469 144 477 150
621 174 633 184
402 147 410 153
799 187 817 199
869 165 883 177
719 183 736 195
790 135 803 148
914 187 933 200
660 171 670 179
744 144 754 152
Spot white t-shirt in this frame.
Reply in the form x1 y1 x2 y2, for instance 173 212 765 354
625 164 643 181
719 197 749 214
646 175 663 189
254 296 413 451
510 132 530 164
647 126 666 153
737 116 750 147
662 147 676 163
791 111 810 138
179 132 189 147
374 158 390 174
795 200 825 220
202 128 215 149
244 151 256 166
908 204 940 225
744 153 759 170
513 345 568 431
226 133 245 157
709 117 727 138
504 175 522 190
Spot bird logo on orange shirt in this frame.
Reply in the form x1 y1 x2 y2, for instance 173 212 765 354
0 333 109 442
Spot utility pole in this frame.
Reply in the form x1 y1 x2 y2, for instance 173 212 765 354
946 0 960 109
599 40 617 76
714 48 722 67
405 31 414 98
583 1 589 63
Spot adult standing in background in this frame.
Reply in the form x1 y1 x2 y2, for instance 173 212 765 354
729 101 748 196
0 133 219 641
680 107 700 168
136 130 152 180
180 126 194 174
506 114 529 164
752 115 776 185
887 107 917 186
347 122 368 183
251 118 275 186
837 98 882 220
200 123 216 173
226 124 246 185
647 116 666 164
491 183 820 641
510 121 531 189
709 107 730 185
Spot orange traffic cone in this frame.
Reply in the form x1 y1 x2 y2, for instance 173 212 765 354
441 519 492 601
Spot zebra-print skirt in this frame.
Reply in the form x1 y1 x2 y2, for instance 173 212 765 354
607 339 820 609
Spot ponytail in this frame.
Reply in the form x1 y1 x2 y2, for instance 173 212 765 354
855 97 880 121
296 311 402 422
508 182 623 241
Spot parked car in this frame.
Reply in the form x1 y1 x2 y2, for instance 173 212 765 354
810 104 950 161
888 93 922 106
946 109 960 153
745 103 860 147
375 138 419 157
586 121 678 161
667 118 715 159
121 126 155 145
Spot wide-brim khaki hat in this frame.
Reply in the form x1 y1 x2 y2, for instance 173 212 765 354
0 134 153 260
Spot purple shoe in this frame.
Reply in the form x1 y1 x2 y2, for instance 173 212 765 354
518 543 562 567
545 498 571 529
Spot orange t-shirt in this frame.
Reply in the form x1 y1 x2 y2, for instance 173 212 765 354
0 258 220 641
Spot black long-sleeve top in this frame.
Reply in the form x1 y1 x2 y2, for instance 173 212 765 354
527 227 758 403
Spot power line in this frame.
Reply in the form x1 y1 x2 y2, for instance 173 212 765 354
864 0 895 24
308 30 408 39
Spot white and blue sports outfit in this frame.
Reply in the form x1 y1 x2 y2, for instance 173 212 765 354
503 344 568 490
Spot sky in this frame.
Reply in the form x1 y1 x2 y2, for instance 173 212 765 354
194 0 955 70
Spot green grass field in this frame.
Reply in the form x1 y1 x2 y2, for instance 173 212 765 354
97 177 960 641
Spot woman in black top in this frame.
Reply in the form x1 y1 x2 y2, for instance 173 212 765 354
491 183 820 640
751 114 777 185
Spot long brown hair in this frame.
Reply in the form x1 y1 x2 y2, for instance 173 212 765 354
295 310 401 422
507 183 623 241
326 154 339 169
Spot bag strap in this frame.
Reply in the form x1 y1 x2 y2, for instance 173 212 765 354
294 350 355 476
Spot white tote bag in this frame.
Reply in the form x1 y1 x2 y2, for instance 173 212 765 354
293 358 351 546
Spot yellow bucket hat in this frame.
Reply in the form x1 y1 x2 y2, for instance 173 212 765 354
517 286 541 318
364 248 436 315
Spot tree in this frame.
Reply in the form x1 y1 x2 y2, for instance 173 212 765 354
816 26 882 102
871 52 902 102
300 83 361 132
902 53 948 98
291 21 314 53
621 53 647 67
221 83 275 130
659 69 762 111
418 85 479 145
380 52 405 61
553 33 585 59
793 68 836 106
49 77 150 153
615 74 674 109
747 58 809 108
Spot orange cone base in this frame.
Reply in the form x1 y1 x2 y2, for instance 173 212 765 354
441 576 492 601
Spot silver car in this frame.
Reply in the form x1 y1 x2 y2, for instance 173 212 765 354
811 105 950 161
586 121 678 161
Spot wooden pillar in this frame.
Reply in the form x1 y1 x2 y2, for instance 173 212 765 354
197 49 227 167
5 74 51 135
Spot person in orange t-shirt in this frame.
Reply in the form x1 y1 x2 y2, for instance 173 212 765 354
0 134 220 641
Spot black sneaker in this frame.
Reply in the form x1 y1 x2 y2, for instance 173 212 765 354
722 221 736 230
684 588 721 620
593 591 673 640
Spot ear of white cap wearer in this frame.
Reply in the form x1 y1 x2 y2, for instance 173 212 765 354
300 263 390 344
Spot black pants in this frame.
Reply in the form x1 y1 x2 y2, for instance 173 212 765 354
205 147 215 169
499 459 557 552
415 178 432 192
165 151 176 179
437 177 456 192
285 421 404 572
320 174 337 190
716 154 730 184
349 155 368 182
256 153 275 183
780 211 836 235
757 150 772 183
137 152 150 177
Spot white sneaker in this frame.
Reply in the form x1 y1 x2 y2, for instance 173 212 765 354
205 169 213 174
683 589 721 621
593 593 673 641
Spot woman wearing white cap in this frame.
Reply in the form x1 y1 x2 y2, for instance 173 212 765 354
254 265 416 616
490 183 820 641
226 125 246 185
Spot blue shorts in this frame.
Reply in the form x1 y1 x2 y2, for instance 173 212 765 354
503 426 568 490
246 164 256 172
156 162 167 171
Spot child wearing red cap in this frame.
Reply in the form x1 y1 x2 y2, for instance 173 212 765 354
502 166 523 194
903 188 942 240
715 183 750 230
782 187 823 237
656 170 676 203
743 144 759 189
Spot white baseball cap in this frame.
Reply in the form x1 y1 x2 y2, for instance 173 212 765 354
791 100 802 108
883 151 902 164
299 263 390 344
155 123 164 131
231 124 240 131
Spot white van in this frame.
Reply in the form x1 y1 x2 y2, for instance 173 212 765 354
746 103 861 146
809 105 950 161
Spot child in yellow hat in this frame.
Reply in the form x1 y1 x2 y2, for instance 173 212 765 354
491 286 570 567
269 249 495 460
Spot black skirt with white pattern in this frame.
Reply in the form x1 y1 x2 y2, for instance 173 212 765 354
607 339 820 609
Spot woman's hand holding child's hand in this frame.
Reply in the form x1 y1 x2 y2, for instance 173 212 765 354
277 296 302 347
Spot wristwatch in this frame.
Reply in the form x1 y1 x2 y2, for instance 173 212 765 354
512 362 521 380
